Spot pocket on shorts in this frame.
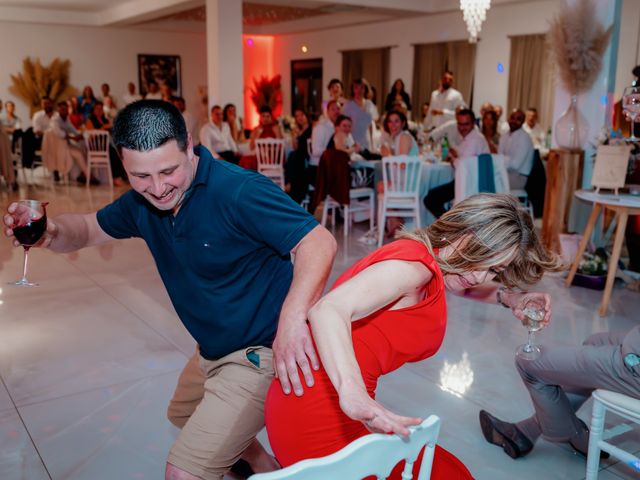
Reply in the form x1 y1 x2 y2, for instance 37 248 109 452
243 346 274 374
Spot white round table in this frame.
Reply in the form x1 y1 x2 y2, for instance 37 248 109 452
565 189 640 316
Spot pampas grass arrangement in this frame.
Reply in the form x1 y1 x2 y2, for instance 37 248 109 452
9 57 76 115
250 74 283 119
548 0 612 95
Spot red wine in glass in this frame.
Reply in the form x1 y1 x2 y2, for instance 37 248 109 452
10 200 48 287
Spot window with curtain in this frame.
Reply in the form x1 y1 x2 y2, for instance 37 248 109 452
411 40 476 120
507 33 554 130
341 47 390 115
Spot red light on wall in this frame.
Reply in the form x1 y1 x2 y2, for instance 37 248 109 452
243 34 275 129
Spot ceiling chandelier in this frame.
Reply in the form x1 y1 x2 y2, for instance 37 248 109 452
460 0 491 43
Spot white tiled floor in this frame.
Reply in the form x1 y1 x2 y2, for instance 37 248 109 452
1 182 639 480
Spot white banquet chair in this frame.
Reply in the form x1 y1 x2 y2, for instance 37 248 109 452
249 415 440 480
453 154 509 205
85 130 112 188
378 155 423 247
256 138 286 189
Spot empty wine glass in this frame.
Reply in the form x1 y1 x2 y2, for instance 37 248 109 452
515 299 546 361
623 85 640 142
9 199 48 287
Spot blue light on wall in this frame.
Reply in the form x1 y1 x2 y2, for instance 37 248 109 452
497 63 504 74
600 94 608 106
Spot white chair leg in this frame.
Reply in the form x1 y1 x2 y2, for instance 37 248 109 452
378 209 386 247
343 204 349 237
586 399 606 480
369 193 374 232
321 200 329 227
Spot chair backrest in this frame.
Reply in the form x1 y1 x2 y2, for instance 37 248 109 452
382 155 423 197
454 154 509 205
85 130 110 156
249 415 440 480
256 138 285 169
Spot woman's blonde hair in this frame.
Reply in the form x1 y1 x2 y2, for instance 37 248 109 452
397 193 562 289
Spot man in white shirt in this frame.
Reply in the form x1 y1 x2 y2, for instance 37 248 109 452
32 97 54 138
423 108 490 218
145 81 163 100
123 82 142 105
425 71 465 130
199 105 239 164
523 107 547 157
499 109 534 190
49 101 93 183
309 99 340 183
495 105 510 136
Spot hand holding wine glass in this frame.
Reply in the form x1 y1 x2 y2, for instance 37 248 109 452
4 200 49 286
515 296 548 361
622 85 640 142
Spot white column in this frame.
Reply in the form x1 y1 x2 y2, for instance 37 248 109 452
551 0 622 188
206 0 243 111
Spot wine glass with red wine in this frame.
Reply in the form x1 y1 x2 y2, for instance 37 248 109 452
10 199 48 287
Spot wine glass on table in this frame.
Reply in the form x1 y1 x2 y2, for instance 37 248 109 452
9 199 48 287
515 298 546 361
623 86 640 142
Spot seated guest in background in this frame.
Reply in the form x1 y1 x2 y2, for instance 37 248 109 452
420 102 430 130
384 79 412 114
160 83 173 102
103 95 118 123
322 78 345 114
523 107 547 156
78 86 97 120
200 105 240 164
249 105 283 150
425 71 464 129
172 96 196 142
480 325 640 459
428 104 467 149
498 109 534 190
145 81 162 100
495 105 510 136
266 193 560 480
123 82 142 105
21 96 55 168
67 96 84 130
343 79 379 159
327 114 361 158
380 110 418 157
481 109 499 154
51 101 93 184
1 101 22 135
101 83 115 107
285 108 312 204
423 108 490 218
479 102 494 126
223 103 246 145
310 99 341 185
85 101 128 186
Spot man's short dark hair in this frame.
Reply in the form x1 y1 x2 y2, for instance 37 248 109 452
259 105 272 115
113 100 188 154
334 114 351 127
328 78 343 89
456 108 476 123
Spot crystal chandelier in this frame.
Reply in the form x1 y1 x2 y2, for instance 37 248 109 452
460 0 491 43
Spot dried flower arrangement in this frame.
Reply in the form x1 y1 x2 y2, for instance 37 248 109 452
250 75 283 119
547 0 612 95
9 57 76 116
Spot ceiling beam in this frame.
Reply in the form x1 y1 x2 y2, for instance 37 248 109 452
296 0 443 14
99 0 202 26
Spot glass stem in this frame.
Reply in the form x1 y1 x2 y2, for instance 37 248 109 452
21 247 30 282
631 117 637 140
525 330 535 353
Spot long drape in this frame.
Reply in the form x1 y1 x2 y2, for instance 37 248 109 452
411 40 476 121
342 47 390 114
507 33 554 129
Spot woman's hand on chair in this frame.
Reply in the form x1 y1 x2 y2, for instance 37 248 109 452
338 383 422 437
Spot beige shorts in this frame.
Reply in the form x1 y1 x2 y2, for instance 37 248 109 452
166 346 274 480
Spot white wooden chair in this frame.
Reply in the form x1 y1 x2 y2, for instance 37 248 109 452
85 130 112 188
322 187 375 238
249 415 440 480
510 189 534 217
378 155 423 247
453 154 510 205
256 138 286 189
586 390 640 479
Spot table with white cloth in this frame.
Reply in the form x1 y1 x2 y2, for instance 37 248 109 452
352 159 454 226
565 189 640 316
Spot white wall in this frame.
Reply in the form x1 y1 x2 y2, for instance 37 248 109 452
273 0 636 120
0 21 207 125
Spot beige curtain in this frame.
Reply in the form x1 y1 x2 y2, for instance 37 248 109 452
412 43 447 119
342 47 390 114
508 34 554 129
411 41 476 121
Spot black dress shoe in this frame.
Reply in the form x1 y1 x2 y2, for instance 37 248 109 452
229 459 254 479
479 410 534 459
568 419 610 460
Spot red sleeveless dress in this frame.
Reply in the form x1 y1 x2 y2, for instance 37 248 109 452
265 239 472 479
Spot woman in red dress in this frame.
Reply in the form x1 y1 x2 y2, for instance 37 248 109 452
265 193 561 479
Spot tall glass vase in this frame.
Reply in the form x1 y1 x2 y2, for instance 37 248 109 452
554 95 589 150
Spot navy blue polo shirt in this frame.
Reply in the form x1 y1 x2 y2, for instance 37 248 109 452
96 146 318 359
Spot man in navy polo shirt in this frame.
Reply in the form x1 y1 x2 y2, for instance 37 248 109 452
4 100 337 480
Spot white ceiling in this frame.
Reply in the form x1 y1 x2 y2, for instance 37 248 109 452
0 0 531 31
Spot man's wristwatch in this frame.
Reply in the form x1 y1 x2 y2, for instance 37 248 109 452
496 287 511 309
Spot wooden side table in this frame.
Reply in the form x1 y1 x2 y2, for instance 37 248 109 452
541 149 584 253
565 190 640 316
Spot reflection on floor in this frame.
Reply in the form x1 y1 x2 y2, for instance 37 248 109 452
1 183 639 480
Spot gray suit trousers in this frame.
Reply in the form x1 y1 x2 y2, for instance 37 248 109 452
516 326 640 442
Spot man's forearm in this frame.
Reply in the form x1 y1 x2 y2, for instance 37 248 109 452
47 214 92 253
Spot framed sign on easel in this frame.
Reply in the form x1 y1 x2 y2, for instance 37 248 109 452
591 144 632 194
